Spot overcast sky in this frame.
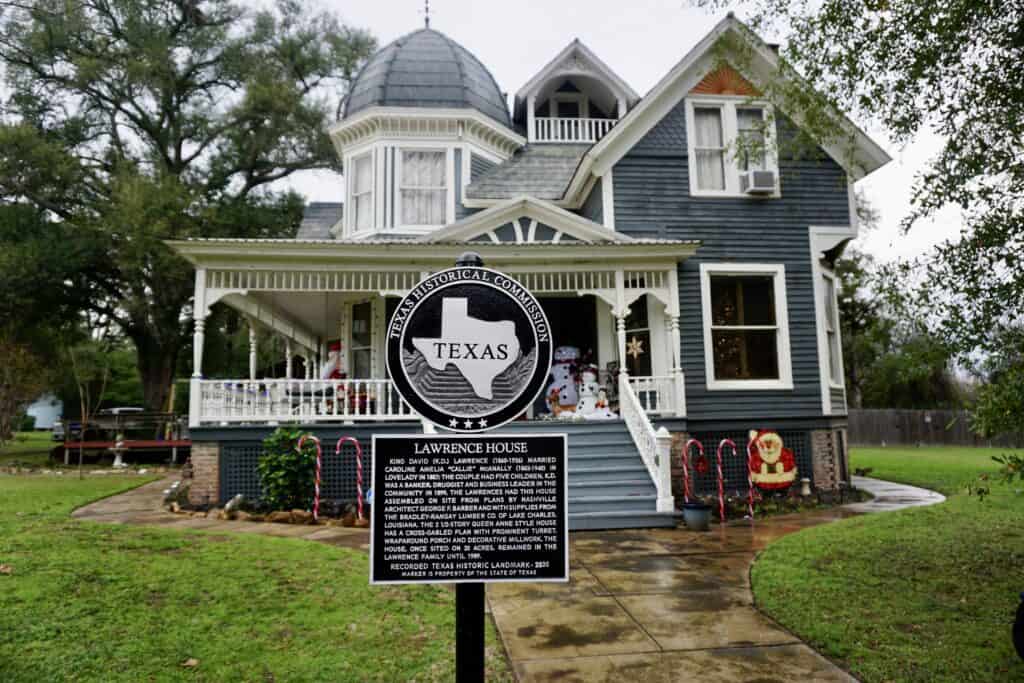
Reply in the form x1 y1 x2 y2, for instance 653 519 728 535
275 0 962 264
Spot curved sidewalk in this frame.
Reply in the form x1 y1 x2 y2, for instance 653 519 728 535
73 475 945 683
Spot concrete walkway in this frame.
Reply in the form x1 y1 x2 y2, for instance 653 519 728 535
72 476 944 682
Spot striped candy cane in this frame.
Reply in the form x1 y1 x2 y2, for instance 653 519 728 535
745 436 758 521
335 436 365 522
682 439 704 504
716 439 737 523
298 434 323 522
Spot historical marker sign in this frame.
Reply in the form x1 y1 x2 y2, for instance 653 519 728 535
385 266 553 433
370 433 568 584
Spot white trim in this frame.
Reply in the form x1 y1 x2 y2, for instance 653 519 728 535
601 171 616 230
514 39 639 109
685 96 780 198
809 225 854 415
699 262 793 391
422 195 630 245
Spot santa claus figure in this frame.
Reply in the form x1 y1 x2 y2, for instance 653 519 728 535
748 429 797 491
320 341 346 380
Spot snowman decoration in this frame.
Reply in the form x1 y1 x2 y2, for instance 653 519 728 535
575 365 616 419
546 346 580 417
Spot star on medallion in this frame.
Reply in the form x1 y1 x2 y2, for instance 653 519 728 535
463 419 473 429
449 418 459 428
477 418 488 428
626 335 645 360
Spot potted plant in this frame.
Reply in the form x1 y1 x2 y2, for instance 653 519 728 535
681 496 713 531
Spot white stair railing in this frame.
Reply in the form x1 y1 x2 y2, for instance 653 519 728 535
618 374 675 513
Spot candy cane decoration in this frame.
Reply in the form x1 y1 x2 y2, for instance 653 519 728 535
682 439 704 504
745 436 758 521
335 436 365 522
298 434 323 522
716 439 737 523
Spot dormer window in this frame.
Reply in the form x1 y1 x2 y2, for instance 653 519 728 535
686 99 778 197
351 153 374 232
399 150 447 227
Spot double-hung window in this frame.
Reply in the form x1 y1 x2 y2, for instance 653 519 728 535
822 273 842 385
700 263 792 390
687 99 777 196
349 301 373 379
351 153 374 233
400 150 447 227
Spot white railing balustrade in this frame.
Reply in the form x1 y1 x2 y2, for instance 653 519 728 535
626 375 682 416
532 117 617 143
197 379 419 424
619 375 675 513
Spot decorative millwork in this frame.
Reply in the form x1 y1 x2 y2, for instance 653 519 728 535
690 64 761 96
328 108 524 161
207 269 422 294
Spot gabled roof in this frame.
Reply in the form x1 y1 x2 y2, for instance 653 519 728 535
465 145 590 203
422 196 630 244
513 39 640 119
562 14 892 203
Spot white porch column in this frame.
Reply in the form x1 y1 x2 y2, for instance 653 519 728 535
285 339 293 380
527 95 537 142
667 266 685 416
191 268 207 379
248 320 258 381
304 353 312 380
614 269 628 376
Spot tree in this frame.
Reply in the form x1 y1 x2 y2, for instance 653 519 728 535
0 0 375 410
0 333 50 444
694 0 1023 423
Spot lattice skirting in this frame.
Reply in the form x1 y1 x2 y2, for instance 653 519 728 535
683 430 813 495
219 441 373 506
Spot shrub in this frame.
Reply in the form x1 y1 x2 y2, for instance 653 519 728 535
257 428 318 511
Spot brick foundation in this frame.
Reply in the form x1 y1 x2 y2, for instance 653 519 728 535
669 431 690 500
811 429 842 491
187 441 220 507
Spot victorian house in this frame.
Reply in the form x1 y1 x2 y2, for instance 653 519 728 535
169 15 890 528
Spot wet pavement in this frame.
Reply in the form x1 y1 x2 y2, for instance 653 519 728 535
71 476 943 682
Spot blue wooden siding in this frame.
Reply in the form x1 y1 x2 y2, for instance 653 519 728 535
613 102 850 421
578 176 604 224
471 153 497 179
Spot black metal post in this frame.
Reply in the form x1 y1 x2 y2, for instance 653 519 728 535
455 583 486 682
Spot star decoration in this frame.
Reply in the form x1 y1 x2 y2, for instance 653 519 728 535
626 335 645 360
449 418 459 428
463 419 473 429
478 418 488 428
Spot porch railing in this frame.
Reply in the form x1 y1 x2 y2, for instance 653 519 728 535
618 375 675 513
195 379 419 424
626 375 685 417
532 117 616 143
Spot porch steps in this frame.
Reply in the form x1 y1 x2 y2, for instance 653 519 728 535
499 420 677 531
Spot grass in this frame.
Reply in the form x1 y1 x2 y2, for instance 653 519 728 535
753 446 1024 682
0 475 513 682
0 431 56 467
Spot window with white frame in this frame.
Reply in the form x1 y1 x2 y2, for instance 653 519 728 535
400 150 447 226
822 273 842 385
700 263 792 390
351 153 374 232
687 99 776 195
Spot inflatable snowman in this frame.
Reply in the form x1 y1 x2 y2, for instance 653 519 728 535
576 365 617 419
546 346 580 417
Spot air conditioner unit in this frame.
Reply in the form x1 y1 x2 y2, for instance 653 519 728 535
740 170 776 195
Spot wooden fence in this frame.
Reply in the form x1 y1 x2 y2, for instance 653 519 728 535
847 409 1024 448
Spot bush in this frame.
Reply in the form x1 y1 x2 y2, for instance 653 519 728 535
15 413 36 432
257 427 318 511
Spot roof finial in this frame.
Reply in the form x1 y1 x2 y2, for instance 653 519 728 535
423 0 430 28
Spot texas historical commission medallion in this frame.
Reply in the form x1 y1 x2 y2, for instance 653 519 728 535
386 266 553 432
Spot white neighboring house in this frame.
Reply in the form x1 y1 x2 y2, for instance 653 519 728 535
26 393 62 430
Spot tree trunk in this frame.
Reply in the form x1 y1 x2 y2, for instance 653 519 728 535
133 335 182 412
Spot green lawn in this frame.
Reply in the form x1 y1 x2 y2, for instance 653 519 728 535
0 431 56 467
0 475 513 682
753 446 1024 682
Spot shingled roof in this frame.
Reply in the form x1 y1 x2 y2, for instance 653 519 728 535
343 28 511 129
465 145 588 201
295 202 344 240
